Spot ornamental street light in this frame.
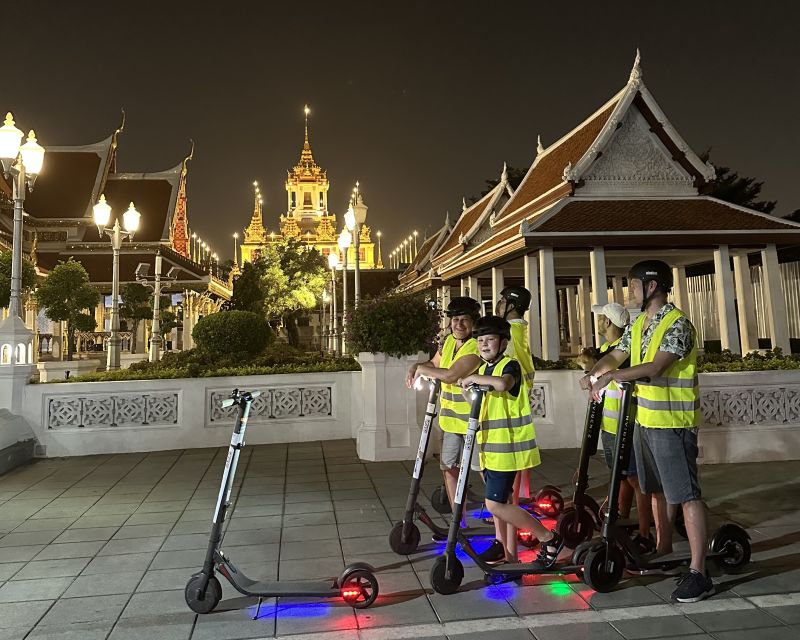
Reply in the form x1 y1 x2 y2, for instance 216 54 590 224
135 252 179 362
413 230 418 254
93 195 141 370
376 230 383 269
348 191 369 307
327 251 339 356
0 113 45 321
233 232 239 266
337 228 352 349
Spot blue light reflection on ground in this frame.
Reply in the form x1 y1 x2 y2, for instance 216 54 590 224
248 600 333 620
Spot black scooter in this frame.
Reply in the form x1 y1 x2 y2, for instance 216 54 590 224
389 376 494 555
429 384 584 594
582 380 751 592
185 389 379 614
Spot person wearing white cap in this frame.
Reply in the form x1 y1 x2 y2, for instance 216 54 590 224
591 302 655 553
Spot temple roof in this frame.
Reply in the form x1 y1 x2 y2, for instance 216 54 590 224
398 222 452 291
288 106 327 183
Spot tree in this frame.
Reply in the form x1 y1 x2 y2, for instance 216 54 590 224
266 239 327 347
231 259 266 313
470 165 528 203
700 150 777 213
0 250 38 308
119 282 151 353
154 294 180 346
36 258 100 361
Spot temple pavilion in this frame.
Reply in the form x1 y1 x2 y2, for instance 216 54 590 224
398 52 800 359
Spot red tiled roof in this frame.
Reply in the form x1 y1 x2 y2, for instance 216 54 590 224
532 199 798 233
20 151 102 219
495 101 619 225
437 190 496 255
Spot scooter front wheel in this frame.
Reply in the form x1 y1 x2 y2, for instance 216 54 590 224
558 507 596 549
185 573 222 614
710 524 751 570
430 555 464 594
389 521 421 555
583 543 625 593
430 485 452 514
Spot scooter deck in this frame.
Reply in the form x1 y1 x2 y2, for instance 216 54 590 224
219 565 338 597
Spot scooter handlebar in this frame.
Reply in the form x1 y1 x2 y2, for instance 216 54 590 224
219 389 262 408
467 383 495 393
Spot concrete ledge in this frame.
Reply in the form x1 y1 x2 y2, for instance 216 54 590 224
37 359 102 382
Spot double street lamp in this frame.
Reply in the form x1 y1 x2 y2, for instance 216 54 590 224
135 252 178 363
0 113 45 321
337 228 352 345
344 192 368 308
93 194 141 370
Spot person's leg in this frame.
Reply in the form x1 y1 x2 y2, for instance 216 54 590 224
518 468 531 500
627 477 652 539
440 432 468 528
683 499 708 573
486 498 550 542
633 424 671 553
651 492 673 555
619 479 634 519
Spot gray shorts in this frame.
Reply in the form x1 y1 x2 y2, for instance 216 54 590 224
440 431 480 472
633 424 701 505
601 429 638 476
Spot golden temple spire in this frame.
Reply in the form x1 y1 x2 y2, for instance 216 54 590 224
243 180 267 243
299 104 315 167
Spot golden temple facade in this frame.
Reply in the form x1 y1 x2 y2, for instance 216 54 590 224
239 107 381 269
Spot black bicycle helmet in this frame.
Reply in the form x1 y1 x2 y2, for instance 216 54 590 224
628 260 673 311
446 296 481 320
473 315 511 341
499 285 532 317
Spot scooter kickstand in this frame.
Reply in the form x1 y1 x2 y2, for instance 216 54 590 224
253 596 263 620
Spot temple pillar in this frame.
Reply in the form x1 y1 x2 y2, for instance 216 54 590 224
440 285 451 331
523 253 541 357
761 244 791 353
578 277 592 349
713 245 741 354
732 253 759 354
590 247 608 348
466 275 479 301
566 286 579 354
612 277 625 305
539 248 559 361
672 266 689 313
491 266 504 313
460 278 468 297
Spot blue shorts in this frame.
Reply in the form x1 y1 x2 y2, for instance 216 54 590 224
601 429 638 476
483 469 516 503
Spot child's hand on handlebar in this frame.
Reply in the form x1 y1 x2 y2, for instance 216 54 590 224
459 375 477 389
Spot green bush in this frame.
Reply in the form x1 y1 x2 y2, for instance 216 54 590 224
534 356 582 370
698 348 800 372
192 310 273 357
345 292 440 358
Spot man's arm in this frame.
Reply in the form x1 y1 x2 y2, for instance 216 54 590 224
589 350 679 401
406 350 442 388
415 353 481 385
579 349 628 390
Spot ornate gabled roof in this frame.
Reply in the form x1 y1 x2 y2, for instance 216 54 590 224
398 221 452 290
288 106 327 183
432 165 514 266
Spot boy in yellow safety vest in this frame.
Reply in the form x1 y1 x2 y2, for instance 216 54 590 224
582 260 711 603
459 315 563 567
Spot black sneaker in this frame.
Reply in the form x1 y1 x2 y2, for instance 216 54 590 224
477 539 506 564
671 570 715 603
529 531 563 571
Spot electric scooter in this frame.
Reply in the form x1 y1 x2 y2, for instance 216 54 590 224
582 380 751 592
186 389 379 614
429 384 584 594
389 376 494 554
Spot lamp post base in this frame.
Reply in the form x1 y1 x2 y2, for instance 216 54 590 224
107 335 121 371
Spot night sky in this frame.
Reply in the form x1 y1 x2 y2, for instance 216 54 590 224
6 2 799 261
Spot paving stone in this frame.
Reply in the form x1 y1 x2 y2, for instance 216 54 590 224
52 527 119 544
98 536 165 556
120 588 189 618
0 563 23 581
192 602 276 639
10 518 74 533
82 552 156 575
33 541 105 560
273 598 356 636
279 556 345 580
161 533 211 551
0 599 52 629
37 593 129 625
62 570 144 597
0 576 73 602
611 615 705 639
25 620 114 640
688 608 784 632
456 631 534 640
714 628 798 640
532 622 624 640
280 538 342 560
107 613 195 640
766 604 800 624
137 567 194 592
575 582 665 608
111 523 174 539
68 514 130 529
14 557 90 580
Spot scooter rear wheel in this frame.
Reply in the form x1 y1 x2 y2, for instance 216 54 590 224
583 543 625 593
710 525 751 570
185 573 222 614
430 555 464 595
430 485 452 514
558 506 596 549
535 487 564 518
389 521 421 555
340 568 379 608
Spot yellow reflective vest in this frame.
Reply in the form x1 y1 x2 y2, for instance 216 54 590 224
438 334 480 434
600 337 623 434
631 308 700 428
508 320 535 390
477 356 541 472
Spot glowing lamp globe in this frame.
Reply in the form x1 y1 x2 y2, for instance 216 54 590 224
0 113 23 162
19 130 45 175
92 194 112 230
123 202 141 233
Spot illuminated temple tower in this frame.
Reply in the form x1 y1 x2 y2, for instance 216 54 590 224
239 106 379 269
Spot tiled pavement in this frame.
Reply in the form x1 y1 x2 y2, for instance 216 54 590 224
1 440 800 640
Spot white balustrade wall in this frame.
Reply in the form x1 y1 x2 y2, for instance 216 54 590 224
18 368 800 463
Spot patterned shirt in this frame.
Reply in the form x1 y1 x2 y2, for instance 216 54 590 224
616 303 694 359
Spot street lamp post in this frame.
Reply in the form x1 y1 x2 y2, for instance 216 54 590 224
0 113 45 320
327 252 339 356
233 232 239 266
321 288 330 353
413 230 418 255
347 193 369 308
93 195 141 370
337 228 352 350
135 252 178 362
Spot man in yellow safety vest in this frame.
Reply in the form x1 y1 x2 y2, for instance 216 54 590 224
582 260 711 603
407 297 482 535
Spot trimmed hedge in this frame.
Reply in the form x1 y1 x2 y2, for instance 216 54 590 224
192 310 273 357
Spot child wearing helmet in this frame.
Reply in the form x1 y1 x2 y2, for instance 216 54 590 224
459 315 563 567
